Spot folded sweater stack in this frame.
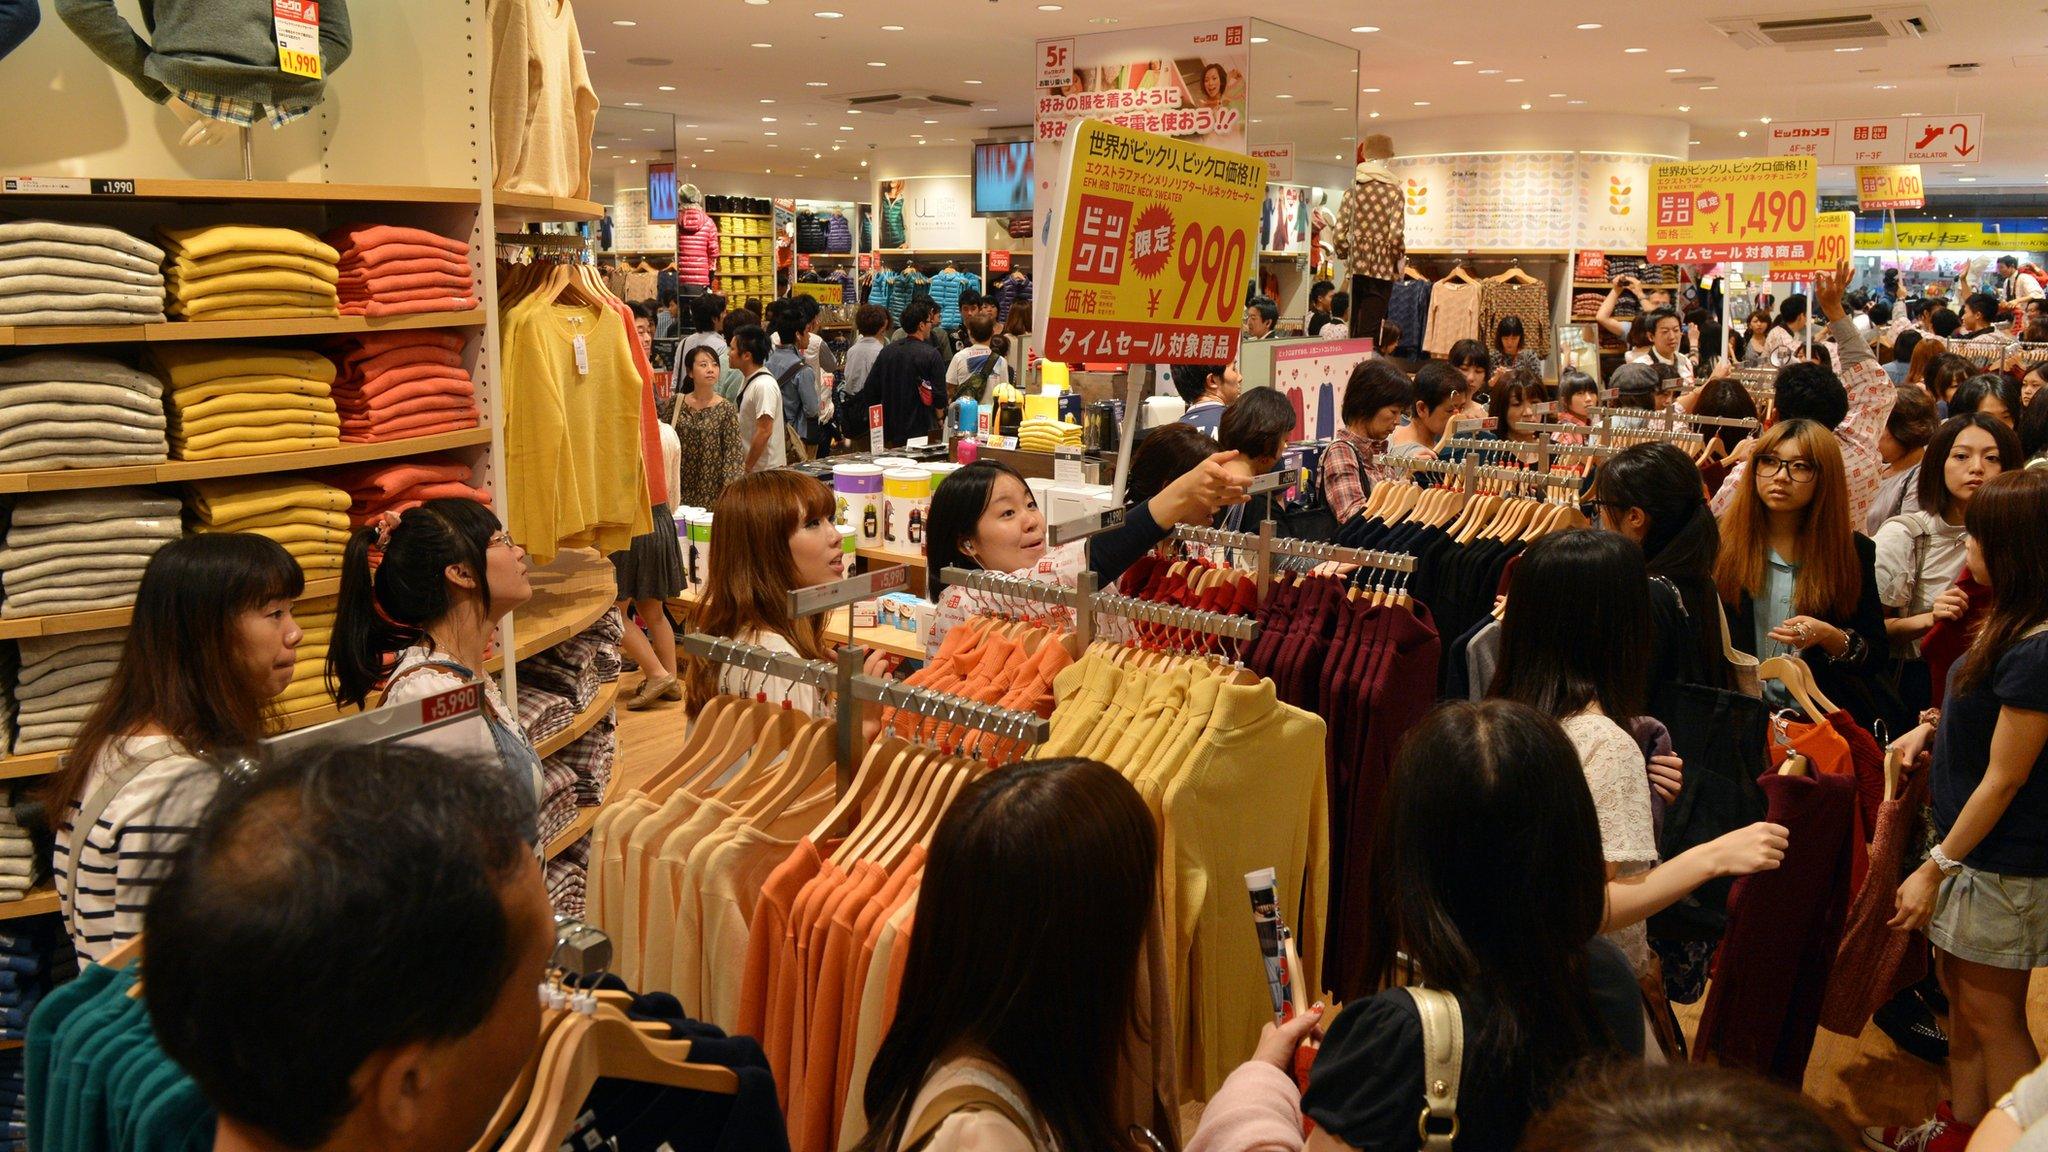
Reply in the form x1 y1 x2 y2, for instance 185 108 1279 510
1017 417 1083 452
158 225 341 322
0 221 166 327
327 330 481 442
319 454 491 527
323 225 479 317
275 595 339 716
148 345 341 460
0 351 168 472
0 489 181 620
185 475 353 579
12 627 125 754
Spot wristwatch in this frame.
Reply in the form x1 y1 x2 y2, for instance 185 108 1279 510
1929 844 1965 877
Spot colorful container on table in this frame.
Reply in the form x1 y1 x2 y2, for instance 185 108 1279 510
1023 392 1060 424
925 462 963 495
882 466 930 553
839 525 857 571
834 462 885 547
684 511 714 590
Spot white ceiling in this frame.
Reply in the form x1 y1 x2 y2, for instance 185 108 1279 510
575 0 2048 195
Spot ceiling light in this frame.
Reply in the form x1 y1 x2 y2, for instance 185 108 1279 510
1453 59 1473 65
764 130 777 135
831 145 840 151
1688 139 1701 145
685 123 696 127
759 98 774 103
1249 35 1268 43
595 145 608 150
1362 87 1381 93
1576 22 1602 29
838 125 853 130
657 85 676 92
1520 103 1532 110
1834 46 1863 52
751 42 772 48
881 24 903 30
611 19 636 26
1678 104 1691 112
1333 107 1347 112
1478 69 1501 75
1700 85 1719 91
860 159 868 167
1350 26 1379 33
1548 92 1566 98
745 0 767 5
762 116 776 122
918 140 927 145
1036 3 1061 9
806 82 827 88
583 49 594 54
814 9 842 16
1369 111 1381 118
621 101 643 107
1412 100 1430 106
1737 130 1749 138
923 118 937 123
848 109 861 114
1275 93 1292 99
1760 116 1772 123
766 143 777 147
1875 83 1896 89
1505 77 1524 83
979 105 997 111
703 149 715 153
910 133 923 138
640 127 655 132
1665 67 1685 73
696 136 708 141
1958 176 1977 182
866 60 886 67
964 79 983 84
814 152 823 159
1624 47 1647 53
1568 99 1585 104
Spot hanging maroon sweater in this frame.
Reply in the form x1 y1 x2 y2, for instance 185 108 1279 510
1922 572 1992 708
1818 766 1932 1037
1694 770 1856 1087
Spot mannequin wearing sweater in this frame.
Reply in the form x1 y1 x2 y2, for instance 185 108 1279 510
1333 134 1405 350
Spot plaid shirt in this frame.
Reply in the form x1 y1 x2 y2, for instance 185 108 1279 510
1321 428 1386 523
171 88 315 129
1712 317 1895 527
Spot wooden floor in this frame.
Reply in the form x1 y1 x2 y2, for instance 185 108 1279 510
609 675 2048 1127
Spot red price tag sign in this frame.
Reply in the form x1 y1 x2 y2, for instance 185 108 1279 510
1856 164 1925 211
273 0 322 78
419 683 479 725
1647 156 1817 264
868 404 886 453
1043 118 1264 365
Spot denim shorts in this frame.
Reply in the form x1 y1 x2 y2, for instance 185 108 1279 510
1928 865 2048 969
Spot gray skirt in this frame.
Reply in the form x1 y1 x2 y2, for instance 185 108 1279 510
609 502 685 602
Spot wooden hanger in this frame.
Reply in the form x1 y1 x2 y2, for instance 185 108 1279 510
1403 265 1429 281
834 741 932 866
1489 264 1542 286
1441 265 1480 286
1778 750 1810 777
728 716 836 824
807 733 907 844
503 1005 738 1152
470 1008 572 1152
1757 655 1825 721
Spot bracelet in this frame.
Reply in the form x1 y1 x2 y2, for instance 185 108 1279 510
1930 844 1964 877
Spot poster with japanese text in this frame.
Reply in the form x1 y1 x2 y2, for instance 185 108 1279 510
1043 119 1266 365
1273 339 1376 441
1647 156 1818 263
1383 153 1576 251
1773 211 1854 277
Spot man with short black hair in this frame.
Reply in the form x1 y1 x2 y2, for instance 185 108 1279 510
1244 297 1279 340
860 298 948 445
1307 279 1335 336
144 744 551 1152
730 323 783 471
1997 254 2043 304
1626 306 1693 385
1958 292 2003 340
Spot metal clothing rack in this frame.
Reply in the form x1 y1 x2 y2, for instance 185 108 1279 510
1590 405 1760 433
1174 520 1416 605
497 232 596 266
937 563 1261 644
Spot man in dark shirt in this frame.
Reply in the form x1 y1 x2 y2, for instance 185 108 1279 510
860 297 948 445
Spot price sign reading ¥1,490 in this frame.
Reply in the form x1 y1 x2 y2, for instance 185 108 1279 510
1772 211 1855 278
1044 118 1266 366
1647 156 1817 264
1857 164 1925 211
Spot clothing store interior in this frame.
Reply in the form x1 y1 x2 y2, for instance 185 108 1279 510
3 1 2048 1150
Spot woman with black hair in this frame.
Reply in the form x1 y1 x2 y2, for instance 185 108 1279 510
50 533 306 961
1492 531 1788 986
1735 309 1772 367
923 454 1246 655
1951 373 2023 429
328 499 541 807
1491 314 1541 376
1591 442 1736 692
1446 338 1491 419
1216 388 1297 532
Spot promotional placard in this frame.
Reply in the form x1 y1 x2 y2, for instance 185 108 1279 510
1647 156 1818 263
877 175 979 251
1767 115 1983 166
1857 164 1925 211
1042 119 1266 365
1271 338 1376 441
1773 211 1854 277
1251 143 1293 183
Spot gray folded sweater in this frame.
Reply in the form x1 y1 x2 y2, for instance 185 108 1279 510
0 276 162 301
0 403 167 435
10 488 182 526
5 516 181 551
0 351 165 397
0 239 162 277
20 633 123 669
0 589 137 618
0 383 166 418
6 553 152 591
0 221 165 265
0 255 164 288
0 418 166 451
17 657 118 697
0 534 170 571
17 679 107 715
0 309 166 328
0 439 168 467
3 566 149 599
0 291 166 316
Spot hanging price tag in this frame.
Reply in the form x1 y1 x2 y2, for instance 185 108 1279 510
869 404 886 453
273 0 323 79
572 335 589 376
1772 211 1854 277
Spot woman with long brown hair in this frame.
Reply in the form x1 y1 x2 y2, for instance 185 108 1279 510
1907 336 1949 396
1872 470 2048 1152
49 533 304 961
682 469 895 714
1714 419 1900 731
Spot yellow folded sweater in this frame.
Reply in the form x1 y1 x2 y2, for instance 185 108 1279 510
158 225 340 265
172 433 342 462
171 253 340 284
167 268 340 298
188 477 352 524
170 289 340 317
173 410 340 441
151 347 336 390
173 391 338 423
171 377 334 408
200 506 352 535
171 304 342 322
216 523 353 549
173 423 342 452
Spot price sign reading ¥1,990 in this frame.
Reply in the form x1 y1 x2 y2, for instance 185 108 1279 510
1043 118 1266 366
1772 211 1855 277
273 0 323 78
1647 156 1817 264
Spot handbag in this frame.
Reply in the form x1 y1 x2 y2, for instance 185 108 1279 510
901 1081 1047 1152
1275 437 1365 544
1398 986 1464 1152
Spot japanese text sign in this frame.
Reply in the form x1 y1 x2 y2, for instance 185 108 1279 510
1647 156 1817 264
1772 211 1854 277
1044 118 1266 365
1767 115 1983 166
1857 164 1925 211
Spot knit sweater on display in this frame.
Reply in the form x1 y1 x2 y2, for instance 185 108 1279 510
170 252 339 283
489 0 596 199
8 489 179 527
5 517 180 550
340 297 479 317
0 350 164 395
53 0 351 107
158 225 338 264
187 476 350 523
0 276 160 300
324 225 468 259
170 291 340 318
0 220 161 265
0 292 162 316
169 272 338 302
0 255 163 287
150 345 335 389
0 419 163 452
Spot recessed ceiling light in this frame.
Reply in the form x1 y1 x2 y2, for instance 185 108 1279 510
1576 22 1602 29
764 131 777 136
1699 85 1718 91
1478 69 1501 75
1568 99 1586 104
814 9 842 16
762 116 776 122
831 145 840 151
1548 92 1566 98
1688 139 1701 145
595 145 608 150
1520 103 1532 110
640 127 655 132
866 60 886 67
1350 25 1379 33
979 106 997 111
1737 130 1749 138
964 79 983 84
1834 46 1863 52
1362 87 1381 93
837 125 853 130
848 109 861 114
1333 107 1347 112
611 19 636 26
656 85 676 92
1875 83 1896 90
910 133 923 138
685 123 697 127
1452 59 1473 65
628 159 637 164
1275 93 1292 99
806 81 828 87
1665 67 1685 73
766 143 777 147
814 152 823 159
1250 118 1262 124
1624 47 1647 53
1760 116 1772 123
880 24 903 30
1678 104 1691 111
759 98 774 103
1249 35 1268 43
1412 100 1430 106
751 42 772 48
1036 3 1061 9
1505 77 1524 83
703 148 715 153
583 49 594 54
1368 111 1381 118
1958 176 1977 182
860 159 868 167
923 118 937 123
696 137 708 141
621 101 643 107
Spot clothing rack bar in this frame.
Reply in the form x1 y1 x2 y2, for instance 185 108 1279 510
1170 521 1417 575
847 677 1051 744
1089 588 1259 643
1589 405 1759 431
935 566 1093 648
680 632 838 692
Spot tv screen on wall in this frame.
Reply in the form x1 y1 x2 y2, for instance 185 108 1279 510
972 141 1033 217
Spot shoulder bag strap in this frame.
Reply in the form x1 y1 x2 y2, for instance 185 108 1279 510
64 740 189 911
901 1084 1042 1152
1400 986 1464 1152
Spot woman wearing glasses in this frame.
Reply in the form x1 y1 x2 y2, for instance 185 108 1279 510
330 499 545 809
1714 419 1902 731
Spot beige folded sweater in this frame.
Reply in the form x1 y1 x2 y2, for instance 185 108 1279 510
0 351 165 396
0 220 164 265
0 255 164 287
9 487 182 527
0 240 160 278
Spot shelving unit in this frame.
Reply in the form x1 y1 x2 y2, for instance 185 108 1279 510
0 427 491 495
509 550 620 661
493 191 605 226
0 179 482 206
0 889 57 922
707 198 775 302
670 586 923 661
544 806 603 860
0 577 343 642
535 682 620 760
0 309 487 348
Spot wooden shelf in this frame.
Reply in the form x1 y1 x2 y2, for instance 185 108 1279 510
0 751 59 780
0 577 342 641
0 179 481 205
855 545 927 569
492 191 603 225
0 309 486 348
0 427 491 495
0 1039 22 1052
669 587 923 660
543 805 603 860
534 682 618 759
509 551 618 664
1572 280 1678 290
0 889 58 921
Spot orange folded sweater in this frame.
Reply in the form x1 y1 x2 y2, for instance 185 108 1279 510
340 397 478 427
334 363 471 399
338 414 479 443
339 297 479 317
323 457 473 500
341 330 467 362
337 271 476 295
343 345 465 380
350 284 480 305
337 256 472 280
323 225 470 259
332 378 477 410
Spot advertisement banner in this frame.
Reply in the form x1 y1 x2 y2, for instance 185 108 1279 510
1575 153 1655 251
1042 119 1266 364
792 281 846 305
1773 211 1854 276
1647 156 1818 263
1272 339 1376 441
1857 164 1925 211
1032 22 1248 151
647 162 676 223
876 175 979 251
1384 152 1577 251
1767 115 1983 165
1853 219 2048 252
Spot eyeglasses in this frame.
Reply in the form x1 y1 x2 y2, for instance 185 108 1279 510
1754 454 1817 484
488 531 519 551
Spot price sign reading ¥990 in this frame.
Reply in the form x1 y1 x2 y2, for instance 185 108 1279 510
1647 156 1817 264
1772 211 1855 277
1043 118 1266 366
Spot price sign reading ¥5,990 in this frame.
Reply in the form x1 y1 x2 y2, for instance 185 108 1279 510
1772 211 1855 277
1044 118 1266 366
1647 156 1817 264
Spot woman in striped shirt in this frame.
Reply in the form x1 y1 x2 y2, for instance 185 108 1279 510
48 534 304 962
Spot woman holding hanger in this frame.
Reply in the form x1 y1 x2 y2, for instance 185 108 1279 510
330 499 545 808
923 454 1249 656
1712 419 1905 733
681 469 898 717
1876 470 2048 1152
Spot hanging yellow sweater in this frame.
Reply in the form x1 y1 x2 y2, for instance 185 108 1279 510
500 294 650 564
1033 650 1121 759
1160 678 1329 1098
187 476 351 524
150 347 336 390
170 253 340 284
158 225 340 265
